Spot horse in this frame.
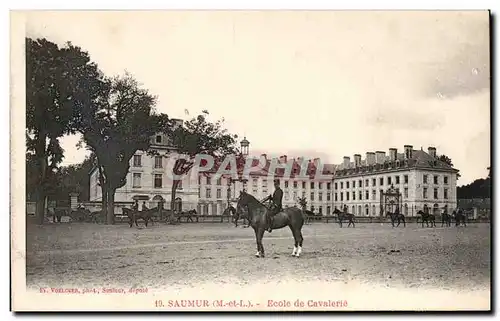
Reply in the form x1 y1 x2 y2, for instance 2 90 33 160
333 208 355 228
176 209 197 223
453 210 467 227
303 210 315 225
441 212 452 227
386 211 406 227
230 205 250 227
416 210 436 228
123 207 159 228
236 191 305 258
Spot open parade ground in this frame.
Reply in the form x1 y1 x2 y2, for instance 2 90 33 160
25 220 490 310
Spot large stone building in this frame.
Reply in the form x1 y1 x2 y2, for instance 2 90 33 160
89 125 459 217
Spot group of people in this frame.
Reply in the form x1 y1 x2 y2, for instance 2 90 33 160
132 200 149 212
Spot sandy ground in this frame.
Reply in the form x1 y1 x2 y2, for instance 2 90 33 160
24 221 491 310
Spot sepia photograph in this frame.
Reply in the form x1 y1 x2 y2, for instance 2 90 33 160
11 9 491 311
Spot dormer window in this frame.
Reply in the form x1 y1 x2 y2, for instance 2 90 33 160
156 135 162 144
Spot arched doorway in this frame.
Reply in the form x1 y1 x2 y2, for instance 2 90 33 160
433 203 439 215
152 195 165 209
404 203 408 215
423 204 429 214
174 197 182 212
358 205 362 216
365 204 369 216
352 205 355 214
372 204 376 216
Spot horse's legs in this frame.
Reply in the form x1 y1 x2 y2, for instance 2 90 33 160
351 218 355 228
129 217 133 228
145 218 149 227
295 228 304 257
257 228 265 258
289 226 298 256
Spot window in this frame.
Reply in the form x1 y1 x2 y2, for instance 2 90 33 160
263 189 268 195
353 181 356 188
365 179 369 187
253 189 258 194
318 192 323 201
319 206 323 215
310 192 315 201
404 175 408 184
346 192 350 201
133 173 141 188
423 187 428 199
154 174 162 188
327 182 331 190
133 155 142 167
423 175 428 184
372 178 376 186
365 190 369 200
293 181 298 188
341 182 344 189
444 176 449 184
379 177 384 185
212 204 218 215
293 191 297 200
302 182 306 189
372 190 376 200
434 175 438 184
154 156 162 168
353 191 356 200
327 193 331 201
206 188 212 198
310 182 315 189
359 180 362 187
327 206 331 215
216 189 222 199
285 181 289 188
319 182 323 189
335 193 338 201
396 176 400 184
263 180 268 188
302 191 306 198
434 188 438 199
444 188 448 199
334 183 338 190
340 192 344 201
388 177 392 185
216 177 222 186
346 182 350 189
207 177 211 185
404 187 408 198
204 204 209 215
155 135 162 143
253 178 258 186
359 191 362 200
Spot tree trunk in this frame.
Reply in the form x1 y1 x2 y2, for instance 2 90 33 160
106 188 116 225
35 188 46 225
168 180 181 224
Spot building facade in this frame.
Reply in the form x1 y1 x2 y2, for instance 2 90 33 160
89 128 458 217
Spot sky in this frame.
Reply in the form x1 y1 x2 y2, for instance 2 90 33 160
23 10 490 186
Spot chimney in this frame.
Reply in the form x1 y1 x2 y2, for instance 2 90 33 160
354 154 361 167
389 148 397 161
343 156 350 168
404 145 413 159
428 147 436 158
366 152 376 165
279 155 288 163
375 151 386 164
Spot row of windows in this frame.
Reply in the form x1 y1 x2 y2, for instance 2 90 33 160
423 187 449 200
335 176 409 190
131 173 183 189
423 174 449 185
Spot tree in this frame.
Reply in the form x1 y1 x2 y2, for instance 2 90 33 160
297 197 307 210
457 166 491 199
438 154 453 167
26 37 103 224
77 73 170 224
50 154 96 202
165 110 238 223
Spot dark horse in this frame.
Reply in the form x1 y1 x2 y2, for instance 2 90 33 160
453 210 467 227
416 210 436 228
123 207 159 228
333 208 355 228
176 209 197 223
441 212 452 227
230 205 250 228
236 191 305 258
386 211 406 227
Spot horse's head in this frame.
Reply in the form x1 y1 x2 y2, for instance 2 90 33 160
417 210 424 215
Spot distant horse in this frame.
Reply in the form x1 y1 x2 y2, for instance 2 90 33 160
333 208 355 228
230 205 250 227
441 212 452 227
416 210 436 228
386 211 406 227
236 191 305 258
453 210 467 227
303 210 315 225
123 207 159 228
176 209 197 223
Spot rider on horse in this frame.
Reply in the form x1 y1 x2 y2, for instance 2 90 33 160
343 204 348 213
132 200 139 211
263 179 283 233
